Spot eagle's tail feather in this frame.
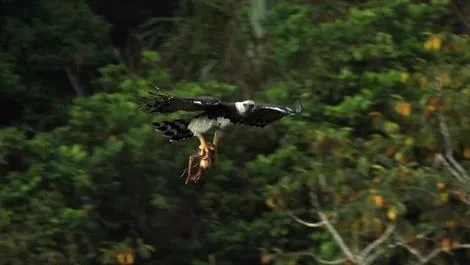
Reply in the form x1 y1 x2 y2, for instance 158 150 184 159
153 119 194 141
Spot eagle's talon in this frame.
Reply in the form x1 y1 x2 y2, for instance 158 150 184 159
184 142 217 184
197 134 212 160
198 146 209 159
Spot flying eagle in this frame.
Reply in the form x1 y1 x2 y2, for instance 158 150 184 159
138 90 303 182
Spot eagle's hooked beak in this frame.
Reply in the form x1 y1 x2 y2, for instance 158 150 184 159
290 99 303 116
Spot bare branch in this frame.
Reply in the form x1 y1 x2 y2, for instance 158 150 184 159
63 65 84 97
212 129 224 149
393 225 470 264
445 148 470 181
287 211 327 228
415 228 438 241
318 211 357 263
451 0 470 33
396 241 470 265
360 224 395 259
314 255 348 265
288 210 395 265
363 248 385 265
396 241 440 264
434 77 470 183
418 248 442 265
450 190 470 205
280 250 347 265
208 254 216 265
434 154 465 182
113 47 134 75
438 114 452 150
393 242 419 258
434 78 451 146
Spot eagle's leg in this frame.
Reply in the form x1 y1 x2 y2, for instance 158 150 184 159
212 129 223 148
197 134 210 159
209 129 223 163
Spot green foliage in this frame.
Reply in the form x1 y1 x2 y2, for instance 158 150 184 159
255 1 470 264
0 53 21 90
98 50 171 95
0 91 187 264
0 0 113 130
2 0 111 68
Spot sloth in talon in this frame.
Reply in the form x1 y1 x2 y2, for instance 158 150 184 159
183 130 221 184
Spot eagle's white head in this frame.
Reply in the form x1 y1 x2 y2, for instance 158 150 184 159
235 100 255 115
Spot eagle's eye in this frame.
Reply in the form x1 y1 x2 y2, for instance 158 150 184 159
235 100 255 114
243 101 254 111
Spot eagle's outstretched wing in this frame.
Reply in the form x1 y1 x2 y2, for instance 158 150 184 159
238 100 303 127
138 91 222 113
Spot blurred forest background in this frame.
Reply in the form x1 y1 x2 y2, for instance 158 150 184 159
2 0 470 264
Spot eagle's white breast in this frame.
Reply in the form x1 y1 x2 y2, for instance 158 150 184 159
216 117 231 128
188 116 216 136
188 116 232 136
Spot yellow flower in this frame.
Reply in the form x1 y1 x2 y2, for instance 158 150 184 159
395 102 411 116
424 35 441 51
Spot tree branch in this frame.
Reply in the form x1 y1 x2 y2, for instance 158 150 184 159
360 224 395 259
363 248 385 265
314 256 348 265
208 254 216 265
451 0 470 33
434 154 465 182
63 65 84 97
396 239 470 265
212 129 224 149
450 190 470 205
286 210 327 228
445 148 470 181
396 242 441 265
113 47 134 75
311 254 348 265
280 250 347 265
415 227 438 241
318 211 357 263
288 208 395 265
434 77 470 183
